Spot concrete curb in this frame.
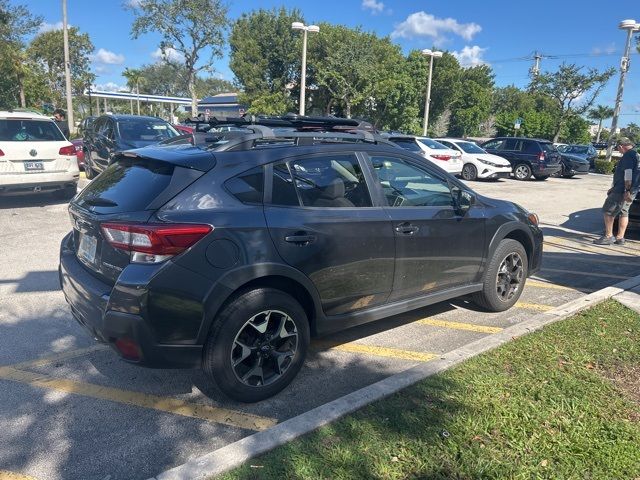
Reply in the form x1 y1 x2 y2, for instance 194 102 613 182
152 273 640 480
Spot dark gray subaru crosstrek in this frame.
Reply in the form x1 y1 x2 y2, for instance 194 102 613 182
59 115 543 402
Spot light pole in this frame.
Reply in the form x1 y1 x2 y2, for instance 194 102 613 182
292 22 319 116
606 19 640 162
62 0 74 134
421 49 443 136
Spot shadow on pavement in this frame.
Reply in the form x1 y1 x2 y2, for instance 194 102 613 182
0 193 70 210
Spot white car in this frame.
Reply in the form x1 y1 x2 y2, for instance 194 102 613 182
437 138 513 181
0 111 79 198
389 136 463 175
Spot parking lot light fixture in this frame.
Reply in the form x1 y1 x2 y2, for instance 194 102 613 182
606 19 640 162
422 49 443 136
292 22 320 116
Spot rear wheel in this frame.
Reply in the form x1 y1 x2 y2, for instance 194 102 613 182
54 184 77 200
472 239 528 312
513 163 532 180
203 288 310 402
461 163 478 181
84 160 95 179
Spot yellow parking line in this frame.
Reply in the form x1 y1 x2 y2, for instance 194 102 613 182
8 345 104 370
515 302 554 311
0 472 39 480
0 367 276 431
526 279 577 291
542 268 629 280
315 341 437 362
416 318 503 334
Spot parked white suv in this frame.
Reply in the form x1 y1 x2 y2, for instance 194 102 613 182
388 136 463 175
437 138 512 181
0 111 79 198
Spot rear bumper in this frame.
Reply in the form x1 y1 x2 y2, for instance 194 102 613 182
58 232 202 368
0 171 79 194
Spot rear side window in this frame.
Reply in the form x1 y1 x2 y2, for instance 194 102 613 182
225 167 264 204
74 159 175 212
503 139 518 150
0 119 65 141
271 163 300 206
522 141 540 153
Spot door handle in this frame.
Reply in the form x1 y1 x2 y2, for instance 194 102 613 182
284 234 316 245
394 223 419 235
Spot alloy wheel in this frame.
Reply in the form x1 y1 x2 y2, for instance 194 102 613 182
514 165 530 180
496 252 524 301
231 310 299 387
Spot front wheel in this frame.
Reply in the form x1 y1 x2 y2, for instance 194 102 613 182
533 175 549 181
461 163 478 181
513 163 532 180
472 239 528 312
203 288 310 402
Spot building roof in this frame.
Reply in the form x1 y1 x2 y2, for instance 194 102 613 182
198 93 239 105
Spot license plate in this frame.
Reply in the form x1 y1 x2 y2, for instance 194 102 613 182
78 233 97 265
24 161 44 171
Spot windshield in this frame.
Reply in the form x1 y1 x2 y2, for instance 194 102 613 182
457 141 486 154
563 145 589 154
0 119 65 142
116 119 178 143
417 137 448 150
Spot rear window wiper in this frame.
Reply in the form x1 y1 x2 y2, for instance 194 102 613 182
83 196 118 207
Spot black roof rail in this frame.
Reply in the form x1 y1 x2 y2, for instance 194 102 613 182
186 113 361 130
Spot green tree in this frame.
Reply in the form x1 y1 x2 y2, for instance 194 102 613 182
122 67 145 114
27 26 95 107
448 65 494 137
0 0 43 108
229 7 303 114
129 0 229 115
529 63 615 142
195 76 235 98
587 105 614 142
620 122 640 144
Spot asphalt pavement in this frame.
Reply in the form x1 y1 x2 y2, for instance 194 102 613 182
1 172 639 480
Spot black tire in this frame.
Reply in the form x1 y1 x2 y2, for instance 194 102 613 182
203 288 310 402
472 239 528 312
461 163 478 181
533 175 549 181
85 159 95 179
513 163 532 180
54 184 77 200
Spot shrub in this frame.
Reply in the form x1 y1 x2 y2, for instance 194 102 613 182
594 158 618 174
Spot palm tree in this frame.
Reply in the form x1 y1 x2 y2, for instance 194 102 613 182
588 105 614 143
122 68 144 115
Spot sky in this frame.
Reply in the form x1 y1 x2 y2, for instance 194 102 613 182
23 0 640 127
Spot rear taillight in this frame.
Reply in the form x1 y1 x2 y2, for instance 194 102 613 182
0 149 4 156
101 223 213 264
59 145 77 156
538 152 545 161
431 154 451 161
114 337 141 361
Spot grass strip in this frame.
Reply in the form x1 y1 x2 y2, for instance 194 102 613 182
219 300 640 480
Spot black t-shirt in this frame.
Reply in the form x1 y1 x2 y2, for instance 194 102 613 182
55 120 70 139
612 148 640 194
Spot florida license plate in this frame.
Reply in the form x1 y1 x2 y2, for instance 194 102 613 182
77 233 97 265
24 161 44 171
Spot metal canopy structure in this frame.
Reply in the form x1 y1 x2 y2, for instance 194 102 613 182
83 89 192 104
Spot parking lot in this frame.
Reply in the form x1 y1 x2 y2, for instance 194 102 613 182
2 172 640 480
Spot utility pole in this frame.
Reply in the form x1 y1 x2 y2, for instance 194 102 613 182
62 0 74 134
606 19 640 162
421 49 443 136
530 51 543 77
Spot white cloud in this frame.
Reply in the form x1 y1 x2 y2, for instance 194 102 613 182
391 11 481 44
94 82 128 93
452 45 488 67
362 0 384 14
592 43 616 55
91 48 125 65
38 21 64 33
94 65 111 75
152 47 185 63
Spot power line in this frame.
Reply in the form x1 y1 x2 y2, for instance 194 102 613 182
486 50 639 64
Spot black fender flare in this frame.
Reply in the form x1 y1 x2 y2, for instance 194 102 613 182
485 221 536 273
196 262 323 343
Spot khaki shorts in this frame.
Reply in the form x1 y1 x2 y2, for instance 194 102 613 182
602 191 636 218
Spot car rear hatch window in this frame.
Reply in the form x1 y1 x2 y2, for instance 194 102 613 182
0 119 65 142
390 138 421 152
540 142 561 163
69 146 215 284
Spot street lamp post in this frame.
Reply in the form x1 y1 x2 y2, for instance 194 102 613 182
421 49 443 136
292 22 320 116
606 19 640 162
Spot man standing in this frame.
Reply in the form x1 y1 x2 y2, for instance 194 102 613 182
594 137 640 245
53 108 70 139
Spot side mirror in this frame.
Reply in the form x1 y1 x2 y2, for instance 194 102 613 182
452 187 474 215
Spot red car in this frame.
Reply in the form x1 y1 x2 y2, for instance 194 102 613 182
71 138 85 170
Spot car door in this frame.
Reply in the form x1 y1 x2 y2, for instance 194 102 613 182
263 152 395 316
365 153 486 302
94 118 116 172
